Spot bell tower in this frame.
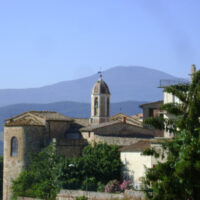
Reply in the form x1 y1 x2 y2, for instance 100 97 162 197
90 72 110 124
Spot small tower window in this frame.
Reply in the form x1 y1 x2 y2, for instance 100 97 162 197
11 137 18 157
107 97 110 117
94 97 98 116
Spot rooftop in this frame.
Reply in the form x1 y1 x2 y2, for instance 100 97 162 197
5 111 72 126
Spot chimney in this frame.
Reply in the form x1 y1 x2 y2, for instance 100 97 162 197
122 116 126 124
190 64 196 81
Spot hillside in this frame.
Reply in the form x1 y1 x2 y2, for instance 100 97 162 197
0 66 177 106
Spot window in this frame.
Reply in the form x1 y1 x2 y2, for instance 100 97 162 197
107 97 110 116
149 108 154 117
94 97 98 116
11 137 18 157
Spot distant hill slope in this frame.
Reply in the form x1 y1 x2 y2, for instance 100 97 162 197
0 100 145 132
0 66 177 107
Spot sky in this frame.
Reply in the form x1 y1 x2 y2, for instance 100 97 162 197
0 0 200 89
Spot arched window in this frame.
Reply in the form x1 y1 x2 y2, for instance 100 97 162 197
94 97 98 116
11 137 18 157
107 97 110 116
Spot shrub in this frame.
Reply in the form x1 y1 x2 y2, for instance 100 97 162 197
76 196 88 200
120 180 132 192
81 177 97 191
105 180 121 193
97 182 105 192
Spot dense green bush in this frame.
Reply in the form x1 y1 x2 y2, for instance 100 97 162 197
11 143 122 199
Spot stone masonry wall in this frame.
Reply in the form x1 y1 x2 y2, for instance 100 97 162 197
47 121 70 139
56 189 145 200
3 126 45 200
56 138 87 158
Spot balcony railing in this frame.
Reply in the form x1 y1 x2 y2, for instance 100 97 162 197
159 79 190 88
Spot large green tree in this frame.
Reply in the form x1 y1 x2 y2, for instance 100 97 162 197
143 71 200 200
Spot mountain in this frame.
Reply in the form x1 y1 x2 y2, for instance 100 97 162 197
0 66 177 107
0 100 145 132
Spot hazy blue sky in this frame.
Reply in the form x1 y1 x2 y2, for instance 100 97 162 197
0 0 199 88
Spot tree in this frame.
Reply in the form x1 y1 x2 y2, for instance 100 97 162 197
143 71 200 200
12 143 63 200
81 143 122 185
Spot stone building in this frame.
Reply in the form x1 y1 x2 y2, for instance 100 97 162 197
3 111 87 200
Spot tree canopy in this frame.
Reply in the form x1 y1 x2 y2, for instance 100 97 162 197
143 71 200 200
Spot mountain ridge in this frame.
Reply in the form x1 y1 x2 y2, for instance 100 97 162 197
0 66 180 107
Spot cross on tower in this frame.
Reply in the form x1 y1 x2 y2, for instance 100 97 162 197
98 71 102 79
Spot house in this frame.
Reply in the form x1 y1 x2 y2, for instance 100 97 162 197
120 139 167 188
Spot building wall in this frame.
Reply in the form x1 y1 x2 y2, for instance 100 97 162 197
3 126 45 200
82 131 151 146
120 144 167 188
120 152 152 188
47 121 70 139
56 138 87 158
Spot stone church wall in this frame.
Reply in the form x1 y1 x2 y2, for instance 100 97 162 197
56 138 87 158
3 125 45 200
47 121 70 139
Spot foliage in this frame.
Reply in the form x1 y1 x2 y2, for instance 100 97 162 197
75 196 88 200
120 180 133 192
12 143 62 200
81 143 122 185
142 70 200 200
97 182 105 192
105 179 121 193
11 143 122 199
104 179 133 193
81 177 97 191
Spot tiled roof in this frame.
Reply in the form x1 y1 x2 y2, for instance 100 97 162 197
80 120 119 132
5 111 72 126
139 100 163 108
120 138 170 152
7 111 72 122
132 113 143 120
72 118 90 127
30 111 72 121
120 140 151 152
80 120 154 138
5 118 44 126
111 113 142 126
